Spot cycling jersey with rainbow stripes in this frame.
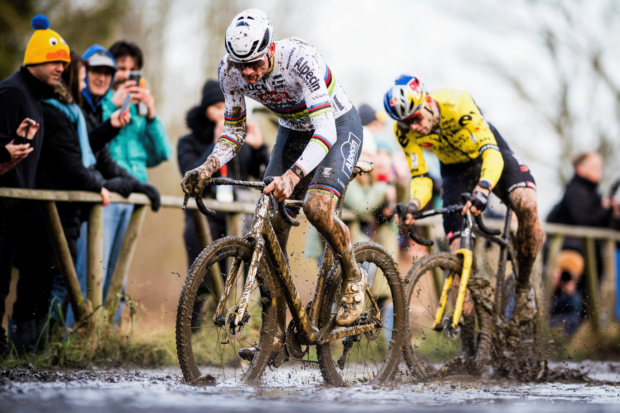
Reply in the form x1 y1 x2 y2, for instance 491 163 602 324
215 37 353 175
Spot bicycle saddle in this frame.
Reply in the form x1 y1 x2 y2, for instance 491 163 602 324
354 161 374 174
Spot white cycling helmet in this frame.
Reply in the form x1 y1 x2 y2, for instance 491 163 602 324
225 9 274 63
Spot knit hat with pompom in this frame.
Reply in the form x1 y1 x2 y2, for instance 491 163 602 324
23 14 70 66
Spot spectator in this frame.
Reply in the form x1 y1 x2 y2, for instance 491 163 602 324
547 152 620 322
9 50 131 349
550 250 584 336
0 15 69 356
548 153 620 230
178 79 269 267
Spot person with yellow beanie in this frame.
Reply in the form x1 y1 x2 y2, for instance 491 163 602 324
0 14 69 356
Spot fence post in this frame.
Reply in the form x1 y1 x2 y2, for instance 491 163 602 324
190 209 222 299
44 201 87 322
226 213 243 237
104 205 147 320
87 204 104 313
543 234 564 322
601 238 617 327
584 237 601 335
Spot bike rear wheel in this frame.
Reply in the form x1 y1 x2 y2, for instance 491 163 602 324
176 237 276 384
317 242 407 386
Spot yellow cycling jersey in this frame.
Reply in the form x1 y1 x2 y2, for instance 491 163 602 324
394 87 504 208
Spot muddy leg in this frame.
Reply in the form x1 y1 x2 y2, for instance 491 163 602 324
509 188 543 288
303 192 359 282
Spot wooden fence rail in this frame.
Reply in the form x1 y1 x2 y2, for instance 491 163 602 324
1 187 618 336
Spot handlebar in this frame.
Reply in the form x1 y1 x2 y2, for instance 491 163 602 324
396 192 501 246
182 177 300 227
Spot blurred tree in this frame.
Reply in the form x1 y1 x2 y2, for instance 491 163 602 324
449 0 620 186
202 0 248 79
115 0 171 104
0 0 127 80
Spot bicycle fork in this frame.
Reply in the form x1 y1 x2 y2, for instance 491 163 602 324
213 194 271 326
432 211 475 331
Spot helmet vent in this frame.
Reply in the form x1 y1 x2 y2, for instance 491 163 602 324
257 27 270 52
236 21 249 27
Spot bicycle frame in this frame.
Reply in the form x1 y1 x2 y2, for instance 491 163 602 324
212 170 382 346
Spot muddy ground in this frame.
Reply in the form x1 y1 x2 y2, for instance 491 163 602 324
1 361 619 412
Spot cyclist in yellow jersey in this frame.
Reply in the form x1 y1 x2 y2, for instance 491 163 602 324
383 75 543 354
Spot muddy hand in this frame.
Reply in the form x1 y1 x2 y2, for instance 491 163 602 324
462 186 489 216
263 170 300 203
181 165 211 199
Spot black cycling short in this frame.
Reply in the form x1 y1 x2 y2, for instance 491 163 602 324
264 107 363 215
441 123 536 240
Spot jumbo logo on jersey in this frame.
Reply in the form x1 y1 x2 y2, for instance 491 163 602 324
341 132 361 174
293 57 321 92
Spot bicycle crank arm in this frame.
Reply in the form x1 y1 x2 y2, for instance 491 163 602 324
235 237 265 325
452 248 473 329
432 271 454 331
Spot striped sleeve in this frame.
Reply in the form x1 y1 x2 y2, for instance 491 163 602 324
209 57 247 168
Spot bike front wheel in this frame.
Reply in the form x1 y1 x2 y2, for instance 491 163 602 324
176 236 277 384
402 252 494 377
317 242 407 387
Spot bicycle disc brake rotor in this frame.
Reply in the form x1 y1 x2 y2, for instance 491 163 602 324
225 305 249 340
285 320 309 360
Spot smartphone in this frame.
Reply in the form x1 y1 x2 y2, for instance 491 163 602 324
128 71 142 84
13 122 31 146
120 93 132 117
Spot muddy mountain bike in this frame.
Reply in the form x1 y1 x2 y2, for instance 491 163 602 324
398 195 542 379
176 161 407 386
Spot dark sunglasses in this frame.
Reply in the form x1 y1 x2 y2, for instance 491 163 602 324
232 55 267 71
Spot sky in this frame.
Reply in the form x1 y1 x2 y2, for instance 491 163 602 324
155 0 615 216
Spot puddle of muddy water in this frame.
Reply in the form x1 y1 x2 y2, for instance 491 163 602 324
0 362 619 413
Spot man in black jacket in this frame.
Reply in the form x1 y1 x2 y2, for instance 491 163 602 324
547 152 619 321
0 15 70 356
548 153 619 235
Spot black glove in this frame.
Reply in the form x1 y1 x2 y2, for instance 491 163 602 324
469 191 489 213
104 177 134 198
134 182 161 212
396 202 418 222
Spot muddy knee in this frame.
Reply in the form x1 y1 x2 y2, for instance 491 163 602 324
303 192 335 231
